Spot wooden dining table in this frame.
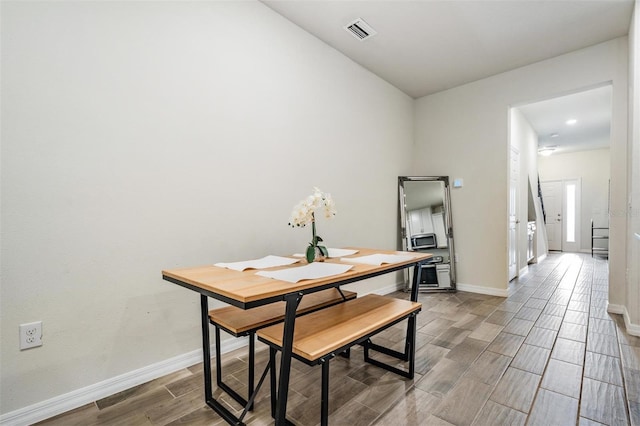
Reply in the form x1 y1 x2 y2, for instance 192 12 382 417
162 247 432 425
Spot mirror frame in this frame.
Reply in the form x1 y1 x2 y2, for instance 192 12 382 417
398 176 456 291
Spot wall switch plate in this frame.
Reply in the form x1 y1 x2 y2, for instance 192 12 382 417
20 321 43 350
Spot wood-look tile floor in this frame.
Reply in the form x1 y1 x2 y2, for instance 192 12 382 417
38 253 640 426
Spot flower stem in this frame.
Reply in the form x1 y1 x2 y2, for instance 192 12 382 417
311 212 316 248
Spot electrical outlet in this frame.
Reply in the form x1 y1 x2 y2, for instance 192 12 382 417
19 321 43 350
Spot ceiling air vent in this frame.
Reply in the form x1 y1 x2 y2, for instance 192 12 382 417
344 18 377 41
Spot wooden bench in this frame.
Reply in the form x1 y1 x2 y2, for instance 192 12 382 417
257 294 422 425
208 288 356 409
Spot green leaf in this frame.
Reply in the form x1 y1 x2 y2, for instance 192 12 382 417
318 245 329 257
316 235 323 242
306 245 315 263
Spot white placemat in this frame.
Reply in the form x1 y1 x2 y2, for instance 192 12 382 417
327 248 359 257
340 254 414 266
214 255 300 272
256 262 353 283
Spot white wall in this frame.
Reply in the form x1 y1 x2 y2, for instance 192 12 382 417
414 38 628 295
0 1 414 414
538 149 612 252
510 108 547 272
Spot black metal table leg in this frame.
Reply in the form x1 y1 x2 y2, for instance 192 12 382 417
274 292 302 425
400 262 421 362
248 333 255 410
200 295 244 425
201 295 213 402
410 262 421 302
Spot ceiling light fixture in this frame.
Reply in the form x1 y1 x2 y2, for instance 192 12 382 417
550 133 559 138
538 146 557 156
566 119 577 125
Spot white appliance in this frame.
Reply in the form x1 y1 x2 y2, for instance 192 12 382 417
436 264 452 289
415 256 453 291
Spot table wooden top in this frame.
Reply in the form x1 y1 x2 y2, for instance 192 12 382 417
162 247 432 305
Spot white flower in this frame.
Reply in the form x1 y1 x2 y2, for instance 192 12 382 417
288 187 337 227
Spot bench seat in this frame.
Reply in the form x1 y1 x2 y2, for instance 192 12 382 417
257 294 421 362
257 294 421 425
209 288 356 336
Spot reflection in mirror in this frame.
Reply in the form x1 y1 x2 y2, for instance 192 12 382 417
399 176 456 292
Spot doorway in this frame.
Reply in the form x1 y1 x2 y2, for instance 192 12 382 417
512 84 611 268
541 179 581 252
508 147 519 280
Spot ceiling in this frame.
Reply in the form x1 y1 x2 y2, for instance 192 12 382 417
262 0 634 99
517 85 612 155
263 0 631 154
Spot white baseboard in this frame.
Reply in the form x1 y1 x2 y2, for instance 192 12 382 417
456 282 508 297
0 338 249 426
537 253 547 263
375 281 408 295
607 303 625 315
608 303 640 336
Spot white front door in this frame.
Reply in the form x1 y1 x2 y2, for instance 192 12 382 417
508 147 519 280
541 181 562 251
541 180 581 252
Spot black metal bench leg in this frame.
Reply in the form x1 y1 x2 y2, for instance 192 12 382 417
248 332 255 410
269 347 277 419
407 315 417 379
403 314 416 362
321 360 330 426
215 326 223 387
361 312 419 379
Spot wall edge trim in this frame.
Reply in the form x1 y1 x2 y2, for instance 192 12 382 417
608 303 640 336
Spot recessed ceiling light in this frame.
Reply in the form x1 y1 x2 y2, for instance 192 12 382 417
550 133 559 138
566 119 577 125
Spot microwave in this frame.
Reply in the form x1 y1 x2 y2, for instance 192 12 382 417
411 233 437 249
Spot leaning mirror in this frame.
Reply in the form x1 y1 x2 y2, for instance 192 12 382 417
398 176 456 292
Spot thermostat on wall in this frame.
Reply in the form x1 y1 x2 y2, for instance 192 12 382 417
453 178 463 188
